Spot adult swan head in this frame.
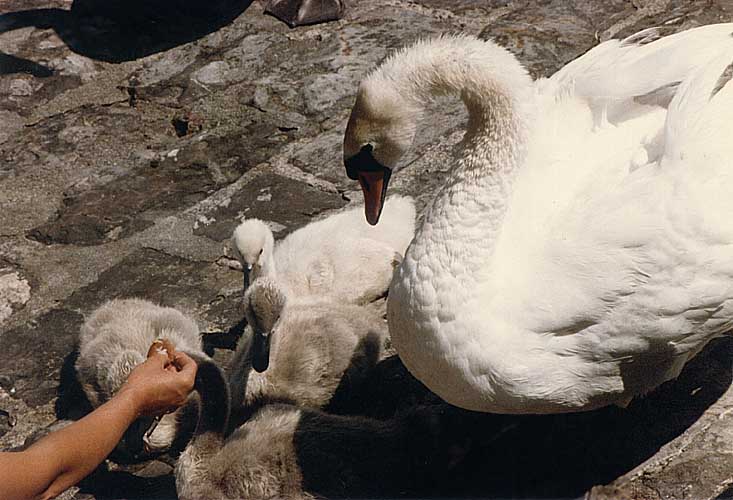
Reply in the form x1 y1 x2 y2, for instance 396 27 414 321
343 27 733 413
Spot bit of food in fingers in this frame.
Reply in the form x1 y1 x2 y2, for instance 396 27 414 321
147 338 176 362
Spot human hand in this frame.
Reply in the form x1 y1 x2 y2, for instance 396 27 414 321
119 344 197 417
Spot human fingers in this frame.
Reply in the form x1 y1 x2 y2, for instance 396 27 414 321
173 352 197 386
145 349 169 369
172 351 195 371
159 352 193 376
129 367 190 416
159 339 176 360
147 339 165 358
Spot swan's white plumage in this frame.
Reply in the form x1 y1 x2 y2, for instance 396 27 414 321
231 195 416 304
346 25 733 413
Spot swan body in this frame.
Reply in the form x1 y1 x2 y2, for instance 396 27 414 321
231 195 415 303
228 277 386 410
76 298 204 453
343 25 733 413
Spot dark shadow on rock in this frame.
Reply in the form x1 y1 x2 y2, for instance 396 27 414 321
78 468 177 500
0 0 254 63
55 348 94 421
0 409 16 440
337 353 442 419
442 337 733 498
325 340 439 418
0 52 53 76
298 338 732 498
202 318 246 355
0 308 84 408
291 401 490 499
716 483 733 500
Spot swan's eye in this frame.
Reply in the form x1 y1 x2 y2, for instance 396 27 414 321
258 248 263 256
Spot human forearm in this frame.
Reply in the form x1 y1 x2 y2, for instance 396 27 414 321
0 349 196 500
1 388 142 500
38 388 141 499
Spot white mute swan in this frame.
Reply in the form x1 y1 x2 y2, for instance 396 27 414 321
342 26 733 413
231 195 415 303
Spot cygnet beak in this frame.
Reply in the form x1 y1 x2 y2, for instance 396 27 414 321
251 327 271 373
243 264 253 293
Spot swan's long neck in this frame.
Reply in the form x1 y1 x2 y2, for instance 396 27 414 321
378 37 534 291
377 37 536 411
428 91 529 274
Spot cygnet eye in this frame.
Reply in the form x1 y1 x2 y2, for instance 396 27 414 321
258 248 263 256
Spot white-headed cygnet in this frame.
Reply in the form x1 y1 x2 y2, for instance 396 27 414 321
230 195 415 302
227 276 386 412
176 352 477 500
75 298 205 457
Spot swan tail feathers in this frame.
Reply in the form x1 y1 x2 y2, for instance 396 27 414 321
619 27 662 46
663 49 733 164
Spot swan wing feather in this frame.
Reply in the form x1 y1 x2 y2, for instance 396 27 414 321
495 28 733 379
546 23 733 125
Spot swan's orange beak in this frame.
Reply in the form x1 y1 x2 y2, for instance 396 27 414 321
358 168 391 225
345 145 393 225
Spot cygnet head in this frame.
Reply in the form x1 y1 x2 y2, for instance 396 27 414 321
243 277 287 373
141 415 179 454
344 65 420 225
231 219 275 291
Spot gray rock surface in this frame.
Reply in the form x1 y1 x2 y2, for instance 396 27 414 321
1 0 732 498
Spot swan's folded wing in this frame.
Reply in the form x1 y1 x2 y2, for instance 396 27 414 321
492 169 733 399
502 27 733 349
546 23 733 126
494 103 733 371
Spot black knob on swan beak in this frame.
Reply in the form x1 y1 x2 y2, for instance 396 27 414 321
344 144 375 180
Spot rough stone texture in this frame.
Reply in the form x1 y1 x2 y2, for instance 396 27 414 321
192 171 347 242
1 0 733 499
